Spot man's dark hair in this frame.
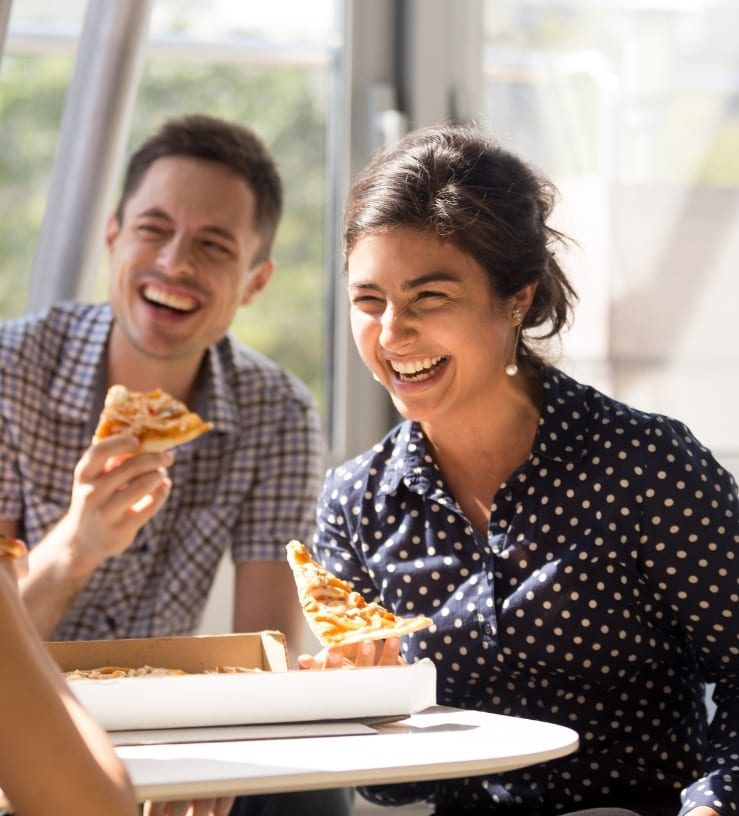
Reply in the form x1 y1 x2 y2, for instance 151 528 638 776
115 113 283 262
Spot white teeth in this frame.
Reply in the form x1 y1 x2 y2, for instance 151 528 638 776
391 356 445 378
143 284 197 312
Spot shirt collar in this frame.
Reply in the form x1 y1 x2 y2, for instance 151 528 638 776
378 365 590 496
196 334 241 438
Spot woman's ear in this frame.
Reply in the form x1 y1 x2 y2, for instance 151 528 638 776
512 283 538 319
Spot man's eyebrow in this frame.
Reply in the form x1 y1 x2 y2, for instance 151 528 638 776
134 207 173 222
133 208 238 244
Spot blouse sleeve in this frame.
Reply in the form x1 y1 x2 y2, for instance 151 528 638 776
312 467 437 809
640 416 738 816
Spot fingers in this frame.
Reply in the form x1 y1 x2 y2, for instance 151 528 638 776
144 799 232 816
355 639 376 667
214 798 235 816
74 440 173 525
298 653 319 670
105 467 172 523
297 648 345 670
77 434 141 478
299 638 403 669
377 637 403 665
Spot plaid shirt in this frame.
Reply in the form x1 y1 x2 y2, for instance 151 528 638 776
0 302 323 640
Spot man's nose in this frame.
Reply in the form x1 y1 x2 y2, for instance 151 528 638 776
157 236 195 277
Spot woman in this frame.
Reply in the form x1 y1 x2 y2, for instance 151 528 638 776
0 538 137 816
304 124 738 815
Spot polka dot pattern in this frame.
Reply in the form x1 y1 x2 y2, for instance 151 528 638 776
314 367 738 815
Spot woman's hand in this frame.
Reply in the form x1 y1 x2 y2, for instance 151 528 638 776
297 636 403 670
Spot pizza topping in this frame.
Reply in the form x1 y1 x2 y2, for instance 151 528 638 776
286 540 432 647
93 385 213 452
63 665 261 680
64 665 189 680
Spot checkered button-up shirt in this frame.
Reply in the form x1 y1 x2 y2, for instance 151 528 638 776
0 302 323 640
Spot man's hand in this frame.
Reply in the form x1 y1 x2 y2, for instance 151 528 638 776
52 435 173 577
18 434 172 636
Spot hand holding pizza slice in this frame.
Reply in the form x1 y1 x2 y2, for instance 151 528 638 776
93 384 213 453
286 540 432 648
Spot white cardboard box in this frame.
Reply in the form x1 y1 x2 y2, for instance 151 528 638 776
47 633 437 732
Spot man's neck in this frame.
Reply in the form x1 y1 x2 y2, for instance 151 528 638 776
106 330 205 404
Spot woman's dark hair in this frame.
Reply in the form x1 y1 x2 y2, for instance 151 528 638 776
115 113 283 263
343 122 578 362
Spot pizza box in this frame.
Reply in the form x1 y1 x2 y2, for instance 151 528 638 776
46 632 437 732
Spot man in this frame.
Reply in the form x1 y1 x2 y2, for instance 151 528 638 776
0 114 351 816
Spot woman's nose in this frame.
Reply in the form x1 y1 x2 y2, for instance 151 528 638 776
379 304 415 349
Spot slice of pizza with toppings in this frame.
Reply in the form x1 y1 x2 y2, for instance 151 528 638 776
286 540 432 647
93 384 213 453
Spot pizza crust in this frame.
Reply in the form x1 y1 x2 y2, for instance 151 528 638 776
286 540 432 647
0 535 26 560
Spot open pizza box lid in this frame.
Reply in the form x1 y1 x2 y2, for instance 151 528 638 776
47 632 437 733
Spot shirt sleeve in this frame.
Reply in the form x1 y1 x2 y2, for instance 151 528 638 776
0 412 23 522
231 390 323 563
640 416 738 816
313 467 436 809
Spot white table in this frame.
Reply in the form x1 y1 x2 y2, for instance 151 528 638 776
115 706 579 803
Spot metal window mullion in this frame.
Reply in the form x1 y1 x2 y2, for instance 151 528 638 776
26 0 154 313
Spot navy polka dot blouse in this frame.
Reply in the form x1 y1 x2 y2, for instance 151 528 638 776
314 367 738 815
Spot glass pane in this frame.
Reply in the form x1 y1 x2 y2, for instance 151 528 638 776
0 0 85 318
0 0 340 418
482 0 739 461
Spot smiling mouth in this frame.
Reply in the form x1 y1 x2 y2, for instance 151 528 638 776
390 355 448 382
142 284 198 314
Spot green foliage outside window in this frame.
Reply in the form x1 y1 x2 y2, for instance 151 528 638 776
0 53 330 410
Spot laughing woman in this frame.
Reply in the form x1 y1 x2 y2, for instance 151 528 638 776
305 123 738 816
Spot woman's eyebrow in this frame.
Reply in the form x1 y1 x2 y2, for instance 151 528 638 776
402 271 461 289
348 271 461 291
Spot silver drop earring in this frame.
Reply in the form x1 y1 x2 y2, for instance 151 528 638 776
505 305 523 376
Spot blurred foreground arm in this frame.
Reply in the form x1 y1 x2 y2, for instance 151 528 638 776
0 555 137 816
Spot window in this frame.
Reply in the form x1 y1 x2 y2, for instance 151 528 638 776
0 0 341 417
482 0 739 465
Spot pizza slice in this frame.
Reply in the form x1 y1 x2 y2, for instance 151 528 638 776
93 384 213 453
0 534 26 560
286 540 432 647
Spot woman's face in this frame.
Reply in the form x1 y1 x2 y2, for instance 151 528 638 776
347 227 520 427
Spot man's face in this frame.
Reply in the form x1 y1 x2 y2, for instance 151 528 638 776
106 155 273 365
